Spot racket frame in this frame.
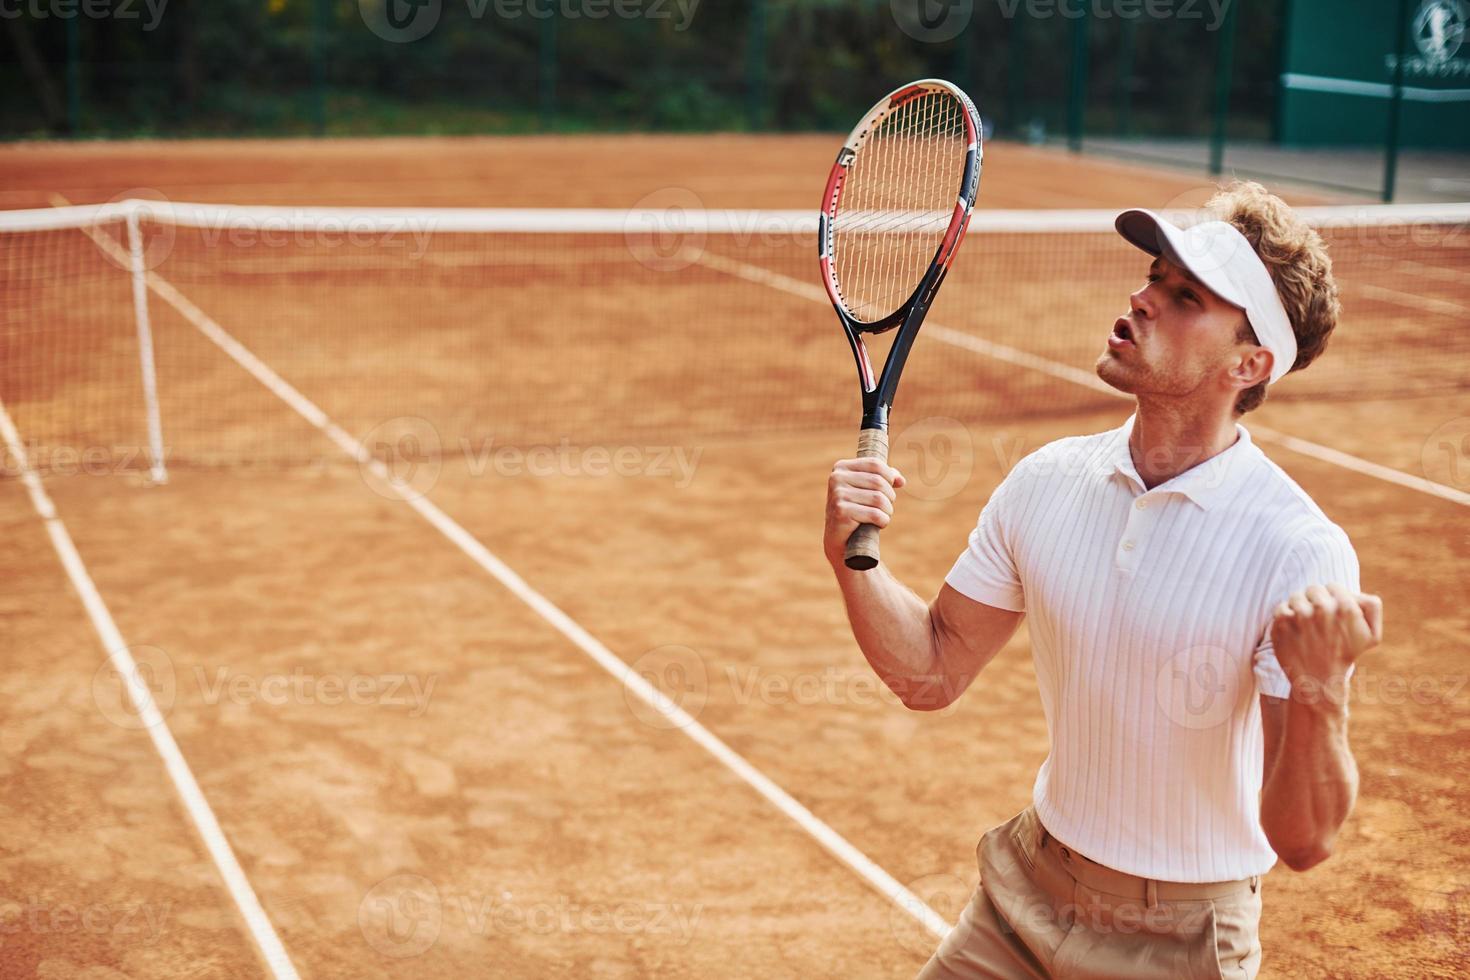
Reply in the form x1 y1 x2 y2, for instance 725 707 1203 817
818 78 982 435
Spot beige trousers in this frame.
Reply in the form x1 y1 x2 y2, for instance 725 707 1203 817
917 808 1264 980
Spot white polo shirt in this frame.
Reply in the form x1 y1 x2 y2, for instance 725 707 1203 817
946 413 1359 882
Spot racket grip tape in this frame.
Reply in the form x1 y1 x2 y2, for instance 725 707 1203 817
844 428 890 571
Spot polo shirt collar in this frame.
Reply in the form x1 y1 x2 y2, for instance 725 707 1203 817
1109 413 1258 510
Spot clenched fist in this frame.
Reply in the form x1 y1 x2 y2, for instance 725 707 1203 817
824 458 905 569
1270 584 1383 709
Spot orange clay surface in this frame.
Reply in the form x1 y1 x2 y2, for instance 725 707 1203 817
0 136 1465 979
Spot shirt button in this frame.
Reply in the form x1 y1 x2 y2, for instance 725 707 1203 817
1122 540 1136 551
1135 498 1148 510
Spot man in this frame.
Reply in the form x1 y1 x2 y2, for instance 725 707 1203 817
822 181 1383 979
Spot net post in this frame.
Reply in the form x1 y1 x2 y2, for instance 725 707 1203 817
1382 0 1410 203
65 13 81 135
952 20 974 103
1117 15 1134 138
125 203 167 485
539 9 557 130
1208 0 1238 176
1066 4 1090 152
1269 0 1292 144
1005 10 1025 137
746 0 767 131
311 0 328 136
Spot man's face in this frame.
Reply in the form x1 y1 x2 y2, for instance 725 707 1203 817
1096 255 1253 399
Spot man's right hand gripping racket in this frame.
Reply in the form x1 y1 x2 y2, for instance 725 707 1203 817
819 79 983 570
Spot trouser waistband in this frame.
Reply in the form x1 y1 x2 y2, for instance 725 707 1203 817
1030 810 1260 904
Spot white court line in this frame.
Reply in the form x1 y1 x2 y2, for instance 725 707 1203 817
698 250 1470 508
1354 282 1468 318
0 401 301 980
106 253 953 942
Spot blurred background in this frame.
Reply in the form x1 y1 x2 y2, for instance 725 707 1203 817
2 4 1468 979
3 0 1466 202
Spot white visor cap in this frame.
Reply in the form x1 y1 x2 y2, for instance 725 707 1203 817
1116 209 1297 385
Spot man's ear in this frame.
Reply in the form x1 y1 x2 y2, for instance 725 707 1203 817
1228 346 1273 391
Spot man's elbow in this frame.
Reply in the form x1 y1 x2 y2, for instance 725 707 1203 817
1266 819 1344 871
891 678 955 712
1275 840 1334 872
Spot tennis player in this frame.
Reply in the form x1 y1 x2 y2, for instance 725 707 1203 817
823 181 1382 979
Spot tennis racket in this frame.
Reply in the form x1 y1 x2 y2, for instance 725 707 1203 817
819 79 983 570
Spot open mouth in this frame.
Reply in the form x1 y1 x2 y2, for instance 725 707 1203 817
1108 317 1136 349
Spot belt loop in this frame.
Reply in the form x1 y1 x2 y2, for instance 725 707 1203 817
1146 878 1158 909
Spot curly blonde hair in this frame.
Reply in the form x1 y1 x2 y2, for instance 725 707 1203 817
1205 181 1341 415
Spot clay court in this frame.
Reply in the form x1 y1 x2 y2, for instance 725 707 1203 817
1 135 1467 979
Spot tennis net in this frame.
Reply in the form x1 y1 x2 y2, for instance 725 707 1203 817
2 200 1466 477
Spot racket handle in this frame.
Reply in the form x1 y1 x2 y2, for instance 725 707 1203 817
844 428 890 571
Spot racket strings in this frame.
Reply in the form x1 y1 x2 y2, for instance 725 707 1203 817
833 89 967 324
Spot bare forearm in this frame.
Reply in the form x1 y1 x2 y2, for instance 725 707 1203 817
822 456 1019 710
831 563 947 708
1261 695 1358 870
